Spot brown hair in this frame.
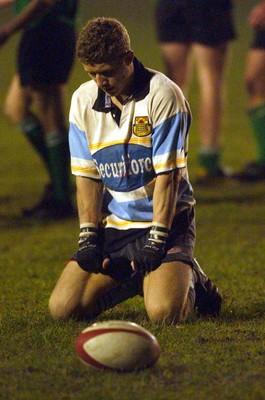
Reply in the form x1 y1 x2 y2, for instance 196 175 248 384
76 17 131 65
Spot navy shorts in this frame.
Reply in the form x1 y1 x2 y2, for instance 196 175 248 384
251 29 265 50
155 0 236 46
18 19 76 87
71 207 196 281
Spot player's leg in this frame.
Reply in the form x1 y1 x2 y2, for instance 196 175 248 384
143 255 222 325
18 19 75 218
143 207 222 324
49 261 120 320
158 42 192 91
142 208 196 324
23 83 74 218
4 74 50 167
189 0 235 183
233 44 265 181
154 0 193 91
143 260 194 324
4 74 31 124
246 49 265 109
193 43 230 180
245 48 265 169
31 83 67 133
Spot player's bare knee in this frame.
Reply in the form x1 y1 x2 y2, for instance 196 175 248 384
48 296 65 320
146 302 188 325
48 294 75 320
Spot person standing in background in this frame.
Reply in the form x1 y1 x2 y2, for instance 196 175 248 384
233 1 265 181
154 0 236 184
0 0 78 219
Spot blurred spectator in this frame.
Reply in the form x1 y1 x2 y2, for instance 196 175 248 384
0 0 78 218
154 0 236 184
233 1 265 181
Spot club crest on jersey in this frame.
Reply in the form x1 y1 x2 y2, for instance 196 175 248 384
133 116 152 137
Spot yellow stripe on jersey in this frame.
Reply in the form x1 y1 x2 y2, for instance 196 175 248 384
153 158 187 171
105 215 153 229
130 137 151 145
89 136 151 151
71 165 99 176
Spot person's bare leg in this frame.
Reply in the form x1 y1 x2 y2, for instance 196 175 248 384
245 49 265 108
49 261 119 320
4 76 51 202
233 49 265 180
194 43 229 149
4 74 31 124
143 261 194 325
158 42 192 91
193 43 230 177
25 83 73 215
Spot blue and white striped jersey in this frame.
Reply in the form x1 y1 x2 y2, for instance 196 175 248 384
69 59 195 230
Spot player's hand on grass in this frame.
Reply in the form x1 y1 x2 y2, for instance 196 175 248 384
132 224 168 273
76 224 103 273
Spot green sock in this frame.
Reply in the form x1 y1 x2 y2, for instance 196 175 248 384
198 149 220 174
249 103 265 165
45 131 72 206
20 116 49 165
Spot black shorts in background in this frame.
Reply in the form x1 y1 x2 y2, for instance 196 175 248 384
155 0 236 46
251 29 265 50
17 19 76 87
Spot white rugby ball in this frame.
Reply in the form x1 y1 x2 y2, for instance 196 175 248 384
75 320 161 372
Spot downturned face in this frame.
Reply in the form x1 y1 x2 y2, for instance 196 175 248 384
83 52 134 98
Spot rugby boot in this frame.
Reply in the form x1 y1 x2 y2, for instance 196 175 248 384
193 259 222 317
194 166 233 185
22 184 75 220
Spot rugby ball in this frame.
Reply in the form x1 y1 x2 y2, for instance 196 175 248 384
75 320 161 372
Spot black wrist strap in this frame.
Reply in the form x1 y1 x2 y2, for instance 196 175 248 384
148 225 168 244
79 226 98 245
80 226 98 234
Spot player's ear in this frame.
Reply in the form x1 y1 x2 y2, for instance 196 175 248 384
123 50 134 65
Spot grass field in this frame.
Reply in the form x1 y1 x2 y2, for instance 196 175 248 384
1 1 265 399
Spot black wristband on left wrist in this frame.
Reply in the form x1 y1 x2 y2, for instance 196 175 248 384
78 225 98 247
148 224 168 245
